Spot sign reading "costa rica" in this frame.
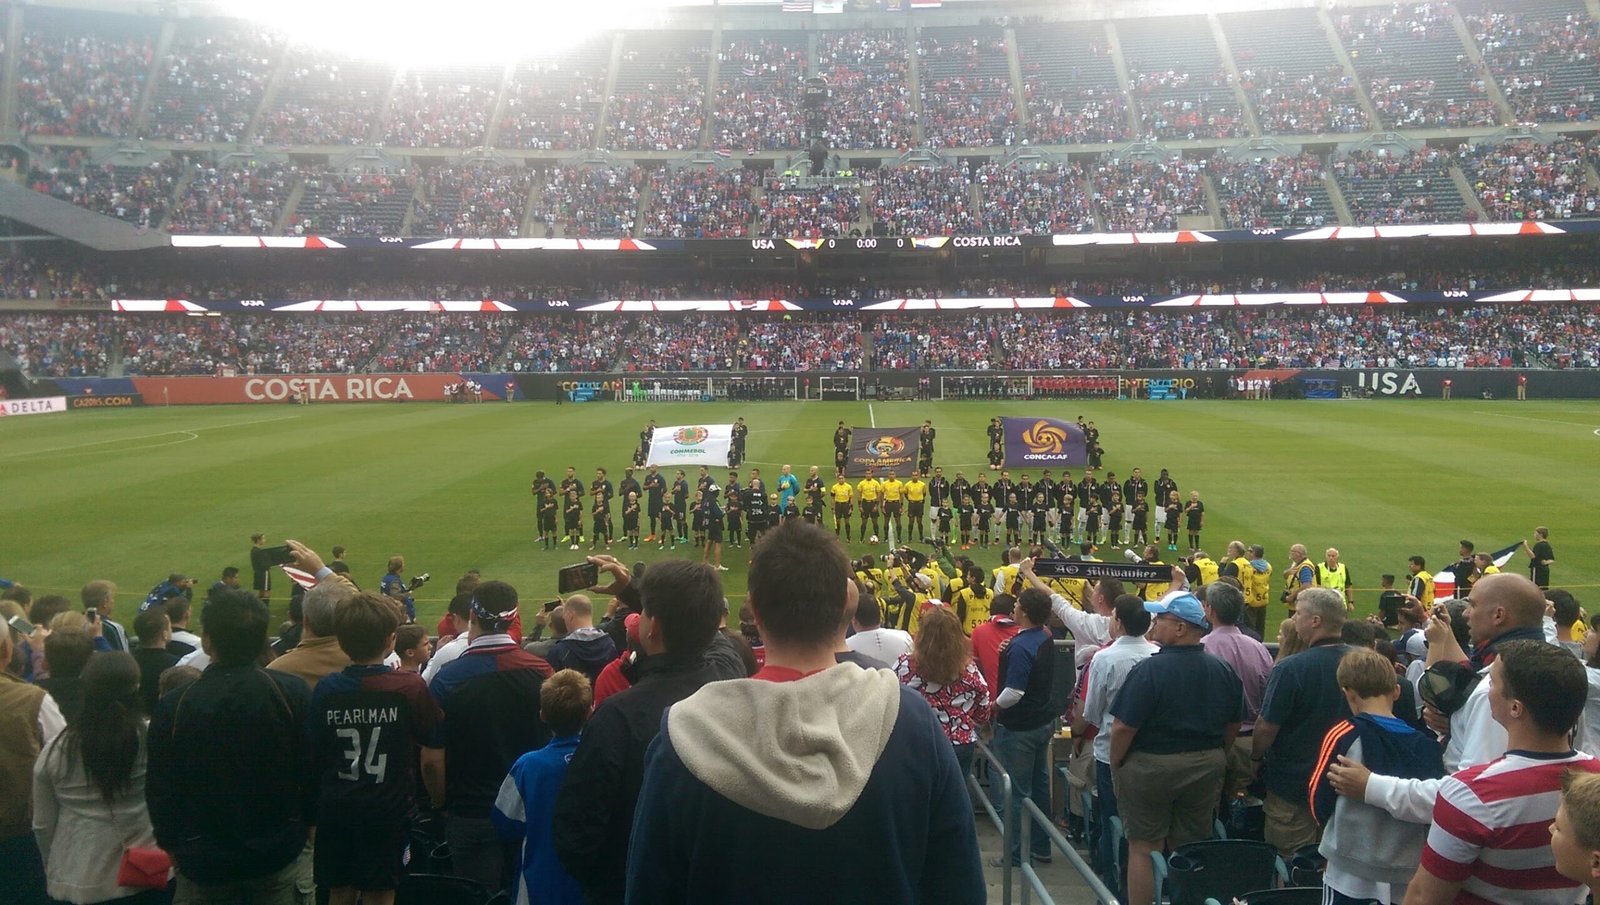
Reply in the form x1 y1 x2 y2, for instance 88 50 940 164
114 375 520 405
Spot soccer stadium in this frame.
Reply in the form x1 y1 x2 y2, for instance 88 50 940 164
2 0 1600 902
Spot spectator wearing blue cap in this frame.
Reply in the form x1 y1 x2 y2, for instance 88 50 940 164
1109 590 1244 905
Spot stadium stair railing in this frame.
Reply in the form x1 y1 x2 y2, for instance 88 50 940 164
1019 790 1121 905
971 738 1015 905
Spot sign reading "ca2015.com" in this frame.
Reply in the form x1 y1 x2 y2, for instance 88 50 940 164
0 396 68 418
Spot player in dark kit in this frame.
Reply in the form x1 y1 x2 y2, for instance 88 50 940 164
833 421 851 471
642 465 665 542
730 417 749 467
919 420 936 471
537 487 558 551
671 471 690 542
636 420 656 467
311 592 444 902
563 491 583 550
1132 493 1151 546
591 468 615 542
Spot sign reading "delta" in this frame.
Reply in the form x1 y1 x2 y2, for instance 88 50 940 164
0 396 68 417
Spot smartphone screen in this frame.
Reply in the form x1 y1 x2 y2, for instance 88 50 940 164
557 563 599 594
264 544 296 566
6 614 34 636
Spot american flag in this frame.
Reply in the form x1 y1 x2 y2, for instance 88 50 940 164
910 0 942 7
782 0 811 11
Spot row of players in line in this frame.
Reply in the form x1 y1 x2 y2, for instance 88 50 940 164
528 461 1207 556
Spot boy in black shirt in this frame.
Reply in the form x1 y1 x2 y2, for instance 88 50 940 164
563 491 583 550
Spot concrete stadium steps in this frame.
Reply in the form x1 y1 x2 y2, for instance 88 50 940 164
496 36 611 152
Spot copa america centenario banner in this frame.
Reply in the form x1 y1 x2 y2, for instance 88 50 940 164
1002 417 1087 467
843 427 921 477
646 424 735 467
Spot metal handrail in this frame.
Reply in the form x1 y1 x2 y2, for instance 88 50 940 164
1018 796 1122 905
969 738 1013 905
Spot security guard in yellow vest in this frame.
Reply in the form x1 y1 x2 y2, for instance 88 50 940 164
1316 547 1354 611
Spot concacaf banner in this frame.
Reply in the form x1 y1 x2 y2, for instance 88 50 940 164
646 424 735 467
1003 416 1087 467
843 427 921 477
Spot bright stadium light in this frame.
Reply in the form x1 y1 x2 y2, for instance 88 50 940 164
214 0 693 66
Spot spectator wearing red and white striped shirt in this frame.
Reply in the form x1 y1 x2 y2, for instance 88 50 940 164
1406 641 1600 905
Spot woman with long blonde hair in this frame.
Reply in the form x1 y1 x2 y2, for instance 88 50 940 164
893 606 992 775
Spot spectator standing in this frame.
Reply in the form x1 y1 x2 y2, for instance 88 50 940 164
969 592 1021 692
32 652 166 905
545 595 616 683
1326 575 1556 826
846 594 913 664
1078 594 1157 892
310 592 443 905
992 587 1059 867
1109 592 1243 905
1551 771 1600 898
267 571 356 692
164 597 200 659
1199 582 1274 801
429 581 552 894
422 593 474 683
379 556 415 624
893 605 992 775
493 670 593 905
81 581 126 652
131 606 180 716
553 558 734 905
1307 647 1444 905
39 629 94 725
1252 587 1350 856
1 614 64 905
624 520 984 904
1406 641 1599 905
148 588 315 905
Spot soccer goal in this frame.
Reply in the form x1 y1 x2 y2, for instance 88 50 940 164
819 375 859 401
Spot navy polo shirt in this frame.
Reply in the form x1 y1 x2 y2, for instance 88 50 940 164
1110 643 1244 756
1259 638 1351 805
997 626 1056 732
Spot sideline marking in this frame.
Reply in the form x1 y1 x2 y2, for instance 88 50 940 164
0 414 303 459
869 404 877 428
1469 410 1598 428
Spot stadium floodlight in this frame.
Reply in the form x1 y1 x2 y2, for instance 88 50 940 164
216 0 694 67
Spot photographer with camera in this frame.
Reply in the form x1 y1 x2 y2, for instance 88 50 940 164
380 556 427 624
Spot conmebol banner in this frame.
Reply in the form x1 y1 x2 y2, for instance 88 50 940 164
0 396 68 417
843 427 921 477
1003 417 1087 467
646 425 735 467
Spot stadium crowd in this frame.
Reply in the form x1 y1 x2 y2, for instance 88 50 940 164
25 151 181 230
1212 153 1333 229
15 19 154 138
817 30 918 150
165 161 298 235
1128 70 1246 141
143 23 274 144
1460 139 1600 223
869 164 978 236
2 492 1596 905
1091 155 1209 232
646 167 756 238
1336 3 1501 129
1235 66 1369 135
412 166 534 239
528 166 642 239
6 304 1598 377
1468 3 1600 123
712 36 807 152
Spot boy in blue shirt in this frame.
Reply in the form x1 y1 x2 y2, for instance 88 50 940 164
493 669 593 905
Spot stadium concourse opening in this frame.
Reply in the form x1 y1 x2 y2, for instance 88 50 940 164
3 0 1600 903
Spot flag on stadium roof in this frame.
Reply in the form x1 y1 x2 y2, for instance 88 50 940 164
782 0 811 11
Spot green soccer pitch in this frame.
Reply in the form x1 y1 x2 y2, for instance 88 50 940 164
2 398 1595 630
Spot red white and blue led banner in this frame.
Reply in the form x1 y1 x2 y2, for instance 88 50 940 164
164 219 1600 252
109 288 1600 314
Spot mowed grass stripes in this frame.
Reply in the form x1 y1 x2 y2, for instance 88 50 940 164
2 399 1594 628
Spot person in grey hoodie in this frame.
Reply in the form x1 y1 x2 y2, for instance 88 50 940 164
624 519 984 905
547 595 617 684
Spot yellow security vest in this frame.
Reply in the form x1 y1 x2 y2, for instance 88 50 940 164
1317 562 1349 595
1194 555 1220 586
955 586 993 636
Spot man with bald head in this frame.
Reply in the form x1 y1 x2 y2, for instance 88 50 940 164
1328 573 1557 822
